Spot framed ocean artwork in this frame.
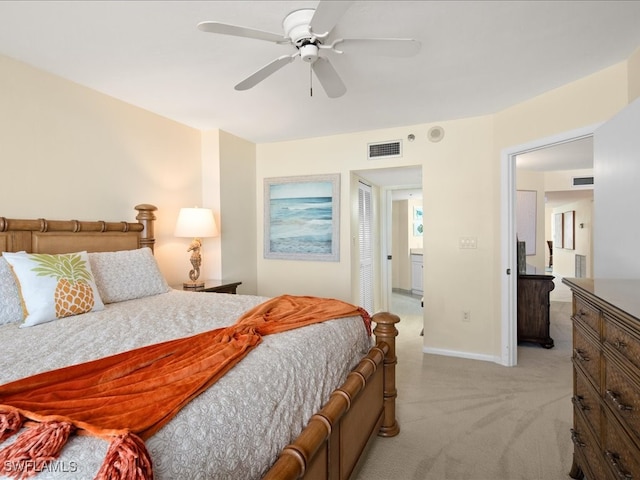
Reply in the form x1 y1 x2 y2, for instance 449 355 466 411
264 173 340 261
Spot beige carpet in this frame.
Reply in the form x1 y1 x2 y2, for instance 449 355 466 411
353 295 574 480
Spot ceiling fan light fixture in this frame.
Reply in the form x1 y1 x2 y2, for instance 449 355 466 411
300 43 319 63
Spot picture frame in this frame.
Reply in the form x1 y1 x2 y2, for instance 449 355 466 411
553 213 563 250
563 210 575 250
264 173 340 261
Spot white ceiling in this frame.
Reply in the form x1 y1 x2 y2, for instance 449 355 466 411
516 136 593 172
1 1 639 147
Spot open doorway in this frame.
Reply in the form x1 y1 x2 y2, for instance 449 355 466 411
501 124 599 366
352 166 422 315
515 137 594 299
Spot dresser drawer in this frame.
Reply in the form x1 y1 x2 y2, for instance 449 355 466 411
603 415 640 480
604 358 640 445
573 324 601 390
574 294 601 338
604 314 640 373
572 413 610 480
574 369 602 440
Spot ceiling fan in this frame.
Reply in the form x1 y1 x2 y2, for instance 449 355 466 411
197 1 421 98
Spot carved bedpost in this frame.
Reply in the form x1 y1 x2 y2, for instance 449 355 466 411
135 204 157 252
372 311 401 437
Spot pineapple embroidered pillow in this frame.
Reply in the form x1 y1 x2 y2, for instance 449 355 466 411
2 251 105 327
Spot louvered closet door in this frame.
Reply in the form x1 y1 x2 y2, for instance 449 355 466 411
359 182 374 314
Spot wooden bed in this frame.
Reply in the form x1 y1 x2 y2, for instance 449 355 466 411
0 204 400 480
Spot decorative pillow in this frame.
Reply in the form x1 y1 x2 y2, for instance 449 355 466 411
88 247 170 304
0 255 23 325
2 251 105 327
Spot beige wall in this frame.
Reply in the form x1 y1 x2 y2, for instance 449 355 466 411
516 171 546 271
0 54 204 285
551 198 593 278
256 59 633 362
218 130 257 294
3 45 639 363
392 200 411 291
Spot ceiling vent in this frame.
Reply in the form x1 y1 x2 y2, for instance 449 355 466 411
572 176 594 188
368 140 402 160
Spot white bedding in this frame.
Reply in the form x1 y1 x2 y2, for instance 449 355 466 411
0 289 371 479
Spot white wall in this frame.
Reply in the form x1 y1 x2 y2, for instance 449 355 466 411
593 97 640 277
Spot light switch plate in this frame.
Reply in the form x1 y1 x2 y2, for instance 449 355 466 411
459 237 477 249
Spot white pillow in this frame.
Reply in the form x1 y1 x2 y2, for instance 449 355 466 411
88 247 170 304
0 255 23 325
2 251 105 327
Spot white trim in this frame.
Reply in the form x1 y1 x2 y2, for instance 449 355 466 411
500 149 517 366
500 123 601 367
379 187 393 312
423 347 501 364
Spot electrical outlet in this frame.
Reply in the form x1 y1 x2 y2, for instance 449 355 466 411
462 311 471 322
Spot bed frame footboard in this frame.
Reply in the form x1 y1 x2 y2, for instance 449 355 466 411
264 311 400 480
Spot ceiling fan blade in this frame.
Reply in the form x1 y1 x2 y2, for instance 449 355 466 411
310 0 354 36
235 54 298 91
334 38 421 57
197 21 288 44
312 57 346 98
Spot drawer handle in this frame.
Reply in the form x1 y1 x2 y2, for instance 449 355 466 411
570 428 585 448
605 451 633 480
577 309 587 318
606 390 633 412
573 348 589 362
571 395 590 411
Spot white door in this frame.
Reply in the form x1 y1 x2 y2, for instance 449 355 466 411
593 98 640 277
359 181 374 313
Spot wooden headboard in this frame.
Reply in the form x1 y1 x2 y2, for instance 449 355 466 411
0 204 157 255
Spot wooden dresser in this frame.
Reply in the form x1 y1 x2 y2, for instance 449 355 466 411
563 278 640 480
517 273 555 348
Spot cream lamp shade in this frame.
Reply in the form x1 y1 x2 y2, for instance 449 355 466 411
174 207 218 288
174 207 218 238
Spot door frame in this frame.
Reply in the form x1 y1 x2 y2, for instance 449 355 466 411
500 123 600 366
380 182 422 313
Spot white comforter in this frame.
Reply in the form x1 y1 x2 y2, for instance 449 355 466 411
0 290 371 480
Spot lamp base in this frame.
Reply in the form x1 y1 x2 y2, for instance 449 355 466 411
183 281 205 289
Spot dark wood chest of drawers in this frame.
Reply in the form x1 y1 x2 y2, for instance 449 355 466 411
517 273 555 348
564 278 640 480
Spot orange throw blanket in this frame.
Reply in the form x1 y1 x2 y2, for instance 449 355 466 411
0 295 370 480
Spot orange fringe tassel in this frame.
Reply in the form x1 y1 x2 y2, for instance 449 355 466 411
0 420 74 479
0 409 23 443
94 432 153 480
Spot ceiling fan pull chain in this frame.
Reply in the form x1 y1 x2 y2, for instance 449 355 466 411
310 62 313 97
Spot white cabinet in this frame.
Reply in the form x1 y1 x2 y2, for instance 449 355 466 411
411 254 423 295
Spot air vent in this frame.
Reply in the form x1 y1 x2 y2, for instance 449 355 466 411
368 140 402 160
572 176 594 187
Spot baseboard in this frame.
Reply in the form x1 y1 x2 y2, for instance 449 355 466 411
422 346 502 364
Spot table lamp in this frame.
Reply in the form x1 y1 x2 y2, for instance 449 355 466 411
174 207 218 288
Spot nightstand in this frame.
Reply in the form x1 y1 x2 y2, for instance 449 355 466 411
174 280 242 294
